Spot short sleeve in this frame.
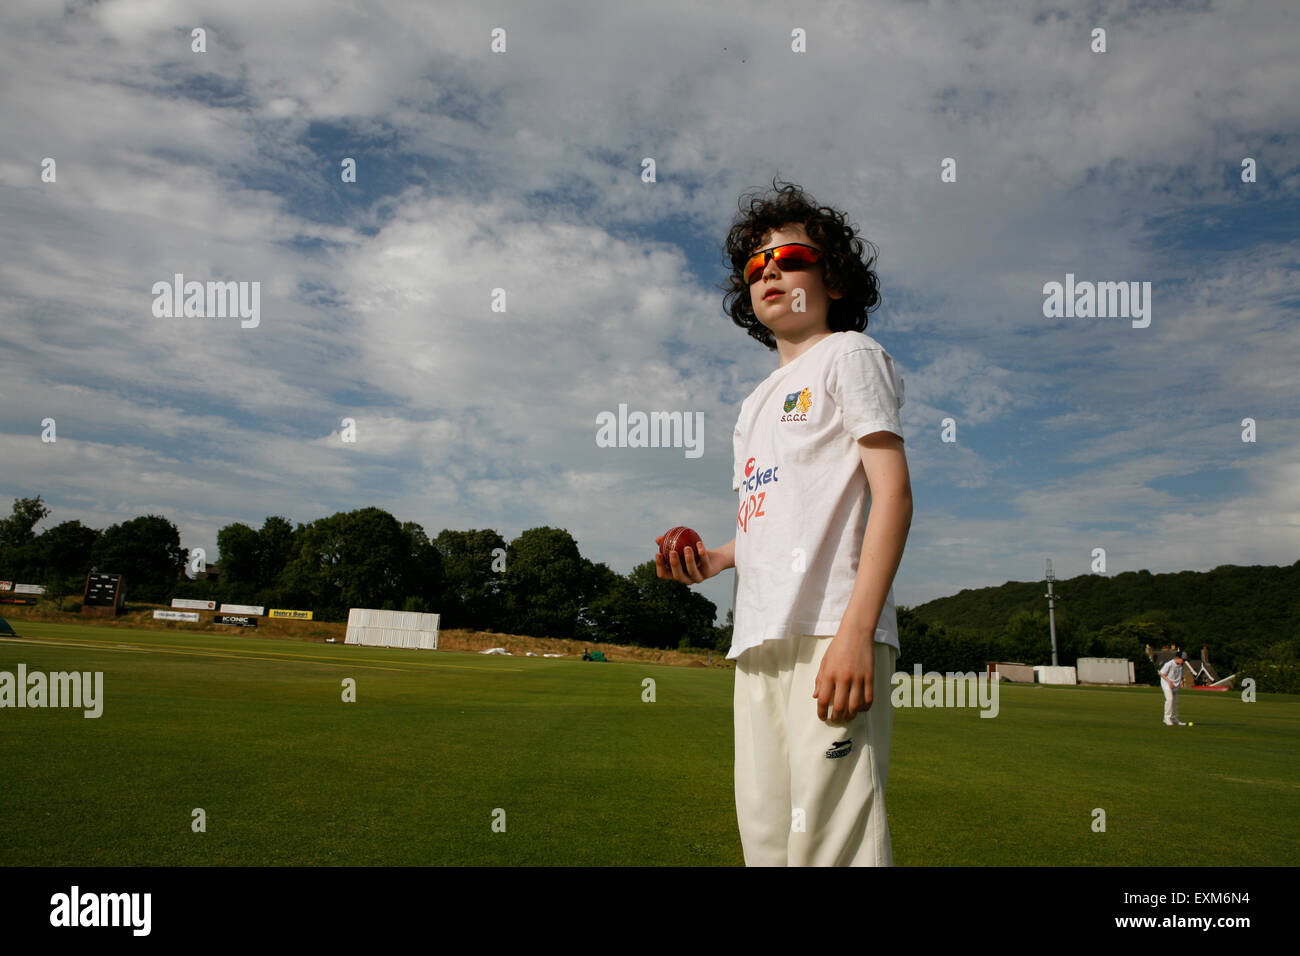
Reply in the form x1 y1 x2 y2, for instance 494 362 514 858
732 419 743 492
829 345 905 441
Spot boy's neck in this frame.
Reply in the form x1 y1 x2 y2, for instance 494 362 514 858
775 326 835 367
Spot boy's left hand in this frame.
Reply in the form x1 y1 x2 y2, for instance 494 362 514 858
813 628 876 723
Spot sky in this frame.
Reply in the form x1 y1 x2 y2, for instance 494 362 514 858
1 0 1297 626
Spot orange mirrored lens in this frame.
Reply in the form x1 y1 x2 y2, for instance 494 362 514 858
744 244 822 284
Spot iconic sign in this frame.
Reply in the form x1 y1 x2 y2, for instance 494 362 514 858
214 615 258 628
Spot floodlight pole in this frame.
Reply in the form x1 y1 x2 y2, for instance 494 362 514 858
1045 558 1060 667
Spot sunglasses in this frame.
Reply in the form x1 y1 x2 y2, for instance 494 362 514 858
742 242 825 285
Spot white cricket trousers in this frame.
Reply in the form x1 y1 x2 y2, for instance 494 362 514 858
1162 682 1180 723
734 635 897 866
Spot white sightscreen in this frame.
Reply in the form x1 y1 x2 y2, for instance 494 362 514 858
345 608 439 650
1077 657 1132 684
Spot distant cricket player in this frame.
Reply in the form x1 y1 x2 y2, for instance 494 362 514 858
655 177 912 866
1159 649 1188 726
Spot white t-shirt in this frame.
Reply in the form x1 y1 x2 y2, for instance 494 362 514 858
728 331 906 661
1160 658 1184 689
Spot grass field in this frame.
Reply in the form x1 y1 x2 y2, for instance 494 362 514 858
2 620 1297 866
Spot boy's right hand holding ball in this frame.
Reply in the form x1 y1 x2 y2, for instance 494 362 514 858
655 531 717 584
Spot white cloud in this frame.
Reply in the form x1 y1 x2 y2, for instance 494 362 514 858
1 0 1296 621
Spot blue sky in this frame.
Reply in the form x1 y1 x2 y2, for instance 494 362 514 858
1 0 1297 626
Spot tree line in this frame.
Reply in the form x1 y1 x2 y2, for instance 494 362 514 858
0 496 725 650
2 495 1297 689
901 561 1300 691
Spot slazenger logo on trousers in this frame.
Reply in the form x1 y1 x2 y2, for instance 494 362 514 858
825 738 852 759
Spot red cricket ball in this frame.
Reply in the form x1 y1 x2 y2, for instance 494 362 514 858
660 526 704 563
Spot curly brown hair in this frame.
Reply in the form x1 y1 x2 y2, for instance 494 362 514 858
721 176 881 350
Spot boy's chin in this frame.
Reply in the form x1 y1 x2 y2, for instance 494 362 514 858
759 313 803 331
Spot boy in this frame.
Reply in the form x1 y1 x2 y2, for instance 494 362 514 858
655 179 912 866
1158 649 1187 725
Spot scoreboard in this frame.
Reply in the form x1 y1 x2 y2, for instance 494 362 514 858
83 572 125 616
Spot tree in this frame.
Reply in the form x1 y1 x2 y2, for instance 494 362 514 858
434 529 508 630
1091 620 1170 685
896 606 931 672
216 516 303 608
216 522 262 588
400 520 443 615
38 520 101 607
279 507 417 618
0 496 51 580
580 560 644 644
1001 608 1052 664
619 561 717 649
500 527 588 640
258 516 298 590
90 515 187 600
0 496 50 550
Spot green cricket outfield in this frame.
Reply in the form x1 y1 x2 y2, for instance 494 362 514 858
1 620 1296 866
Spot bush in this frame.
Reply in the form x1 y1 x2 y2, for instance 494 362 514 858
1235 658 1300 695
